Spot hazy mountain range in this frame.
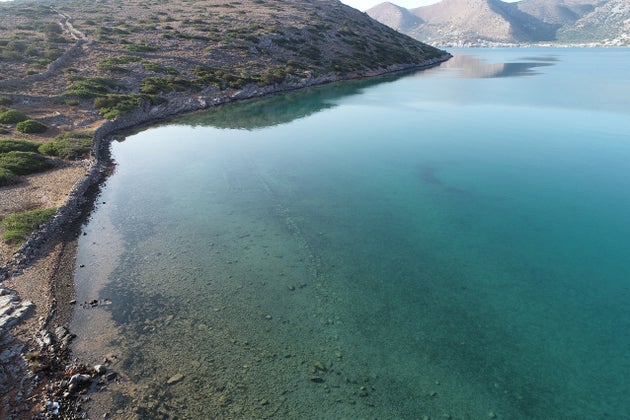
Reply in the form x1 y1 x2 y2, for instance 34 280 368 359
367 0 629 46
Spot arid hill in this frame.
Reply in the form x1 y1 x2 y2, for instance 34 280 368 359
0 0 448 131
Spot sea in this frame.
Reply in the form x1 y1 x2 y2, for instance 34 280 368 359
71 48 630 419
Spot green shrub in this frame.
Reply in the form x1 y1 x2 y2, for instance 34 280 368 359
142 61 179 75
63 98 80 106
0 128 10 135
0 109 29 124
16 120 48 134
140 77 194 94
97 62 129 73
94 94 143 119
0 207 57 244
124 43 158 52
39 132 92 159
192 66 255 90
0 151 53 175
0 96 13 106
0 139 40 153
97 55 141 72
62 77 120 99
0 167 18 186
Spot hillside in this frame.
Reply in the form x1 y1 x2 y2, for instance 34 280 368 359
367 0 629 46
367 2 425 32
557 0 630 45
0 0 449 133
516 0 607 25
410 0 556 44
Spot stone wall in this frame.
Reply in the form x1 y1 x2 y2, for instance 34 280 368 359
0 40 86 90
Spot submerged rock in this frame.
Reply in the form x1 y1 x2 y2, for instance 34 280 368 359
166 373 184 385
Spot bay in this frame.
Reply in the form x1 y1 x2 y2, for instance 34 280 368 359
72 48 630 418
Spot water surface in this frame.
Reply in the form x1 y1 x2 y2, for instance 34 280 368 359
73 48 630 419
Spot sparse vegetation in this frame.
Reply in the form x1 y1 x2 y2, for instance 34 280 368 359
124 42 159 52
97 55 142 72
0 6 74 78
142 61 179 75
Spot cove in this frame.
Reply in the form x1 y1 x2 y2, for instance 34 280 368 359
72 48 630 418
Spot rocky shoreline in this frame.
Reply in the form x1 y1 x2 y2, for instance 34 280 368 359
0 53 451 418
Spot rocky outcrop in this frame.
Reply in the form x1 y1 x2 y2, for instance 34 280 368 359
0 289 32 334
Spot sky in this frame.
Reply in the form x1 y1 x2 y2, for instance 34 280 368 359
340 0 520 12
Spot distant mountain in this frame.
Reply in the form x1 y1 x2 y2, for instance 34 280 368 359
516 0 607 25
367 0 629 46
409 0 557 44
367 2 424 32
557 0 630 45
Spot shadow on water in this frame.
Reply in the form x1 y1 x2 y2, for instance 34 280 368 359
174 72 409 130
442 53 556 78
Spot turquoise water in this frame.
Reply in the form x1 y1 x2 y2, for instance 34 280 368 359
72 48 630 419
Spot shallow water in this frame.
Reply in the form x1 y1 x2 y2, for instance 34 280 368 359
72 48 630 419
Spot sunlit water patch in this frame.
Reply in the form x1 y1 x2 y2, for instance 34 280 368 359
72 48 630 419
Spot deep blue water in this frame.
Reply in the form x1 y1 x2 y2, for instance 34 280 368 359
72 48 630 419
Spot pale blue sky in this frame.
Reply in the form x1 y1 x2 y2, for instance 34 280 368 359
341 0 520 12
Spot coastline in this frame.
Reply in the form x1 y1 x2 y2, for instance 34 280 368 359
0 52 451 418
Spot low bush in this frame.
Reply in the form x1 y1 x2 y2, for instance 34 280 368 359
0 207 57 244
0 151 53 175
63 98 80 106
63 77 121 99
97 62 129 73
16 120 48 134
142 61 179 75
0 167 18 186
97 55 141 72
0 139 40 153
39 132 92 159
140 77 194 94
0 96 13 106
192 66 256 90
94 94 143 119
124 43 158 52
0 109 29 124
